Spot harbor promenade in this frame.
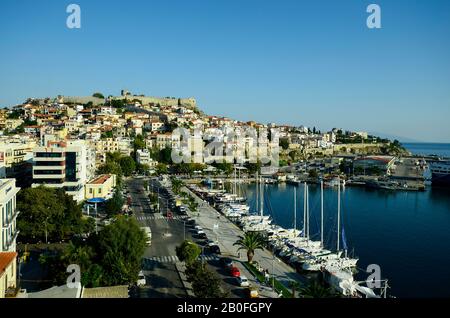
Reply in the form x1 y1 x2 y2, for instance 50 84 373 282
182 186 308 294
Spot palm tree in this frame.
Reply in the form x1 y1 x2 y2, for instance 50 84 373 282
171 178 183 194
289 280 300 298
233 232 266 263
299 280 340 298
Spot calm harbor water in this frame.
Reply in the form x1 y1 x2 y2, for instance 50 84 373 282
243 183 450 298
404 142 450 157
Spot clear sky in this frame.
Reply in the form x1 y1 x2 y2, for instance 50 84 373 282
1 0 449 142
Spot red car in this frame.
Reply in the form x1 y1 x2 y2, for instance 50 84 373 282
230 267 241 278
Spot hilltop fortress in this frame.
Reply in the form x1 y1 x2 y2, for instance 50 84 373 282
53 89 197 109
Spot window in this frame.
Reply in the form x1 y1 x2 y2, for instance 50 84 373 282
65 152 77 182
35 152 63 158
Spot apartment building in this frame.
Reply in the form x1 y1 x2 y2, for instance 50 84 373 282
0 179 20 253
136 149 157 168
0 139 36 186
32 139 92 202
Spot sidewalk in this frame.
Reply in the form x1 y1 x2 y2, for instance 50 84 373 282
183 186 306 295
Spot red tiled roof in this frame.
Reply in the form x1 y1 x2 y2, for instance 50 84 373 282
0 252 17 276
89 174 112 185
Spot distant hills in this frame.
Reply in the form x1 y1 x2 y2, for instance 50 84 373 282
369 131 423 144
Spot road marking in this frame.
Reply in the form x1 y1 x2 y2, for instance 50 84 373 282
143 255 218 265
136 215 185 221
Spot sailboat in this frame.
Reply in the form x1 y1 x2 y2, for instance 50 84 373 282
301 179 358 271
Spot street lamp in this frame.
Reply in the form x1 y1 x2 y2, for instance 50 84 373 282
44 216 50 244
271 254 282 292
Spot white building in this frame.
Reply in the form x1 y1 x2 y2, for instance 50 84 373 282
32 139 91 202
136 149 157 168
0 178 20 252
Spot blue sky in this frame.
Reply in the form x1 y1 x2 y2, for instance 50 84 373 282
1 0 449 142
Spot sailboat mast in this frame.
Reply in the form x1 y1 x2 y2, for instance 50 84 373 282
294 186 297 232
234 166 237 195
303 182 307 238
255 170 259 213
260 175 264 217
337 179 341 252
321 180 324 247
307 184 310 240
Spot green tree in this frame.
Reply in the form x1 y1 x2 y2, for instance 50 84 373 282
154 163 168 175
233 232 266 263
299 281 340 298
61 242 98 287
136 163 150 175
119 156 136 176
289 280 300 298
95 217 147 286
105 189 125 216
93 92 105 99
213 162 234 175
308 169 318 179
159 147 173 164
133 134 146 151
244 161 261 175
280 138 290 150
175 240 201 266
97 161 123 185
171 178 184 194
101 131 113 139
17 186 88 242
185 261 225 298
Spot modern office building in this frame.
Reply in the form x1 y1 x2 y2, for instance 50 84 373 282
32 139 93 202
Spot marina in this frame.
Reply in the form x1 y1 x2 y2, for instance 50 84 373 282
188 172 450 298
189 177 389 298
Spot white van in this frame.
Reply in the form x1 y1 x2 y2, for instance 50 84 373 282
141 227 152 246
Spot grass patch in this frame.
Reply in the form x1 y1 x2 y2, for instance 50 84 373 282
243 262 292 298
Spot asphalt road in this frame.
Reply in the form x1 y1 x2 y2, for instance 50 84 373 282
126 177 249 298
127 177 188 298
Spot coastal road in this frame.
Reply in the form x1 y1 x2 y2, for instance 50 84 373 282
127 177 246 298
183 185 307 294
127 177 188 298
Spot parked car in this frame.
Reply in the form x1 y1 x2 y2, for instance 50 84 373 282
136 271 146 287
207 244 221 255
197 232 207 239
205 239 216 246
220 257 233 269
236 275 250 287
230 267 241 278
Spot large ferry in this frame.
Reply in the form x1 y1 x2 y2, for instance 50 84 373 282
426 159 450 187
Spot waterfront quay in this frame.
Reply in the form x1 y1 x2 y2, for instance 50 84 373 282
181 185 308 294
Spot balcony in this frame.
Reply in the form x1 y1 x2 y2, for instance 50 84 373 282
2 228 19 251
2 210 20 228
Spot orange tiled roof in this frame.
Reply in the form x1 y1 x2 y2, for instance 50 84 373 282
89 174 111 185
0 252 17 276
